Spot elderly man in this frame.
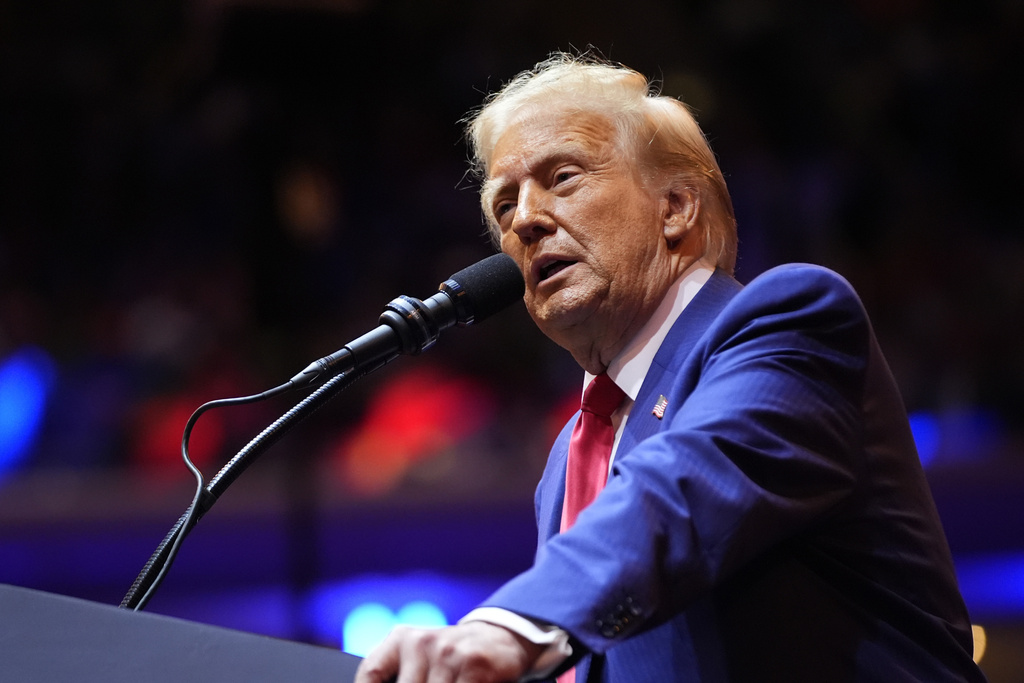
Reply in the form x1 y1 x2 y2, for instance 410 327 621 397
355 54 985 682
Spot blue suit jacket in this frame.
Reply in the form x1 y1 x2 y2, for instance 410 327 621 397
483 265 984 682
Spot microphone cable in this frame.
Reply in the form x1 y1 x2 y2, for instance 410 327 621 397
121 373 356 611
119 253 524 610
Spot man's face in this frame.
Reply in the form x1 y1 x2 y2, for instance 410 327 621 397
484 107 676 370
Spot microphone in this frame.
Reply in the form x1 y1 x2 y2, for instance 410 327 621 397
289 253 524 389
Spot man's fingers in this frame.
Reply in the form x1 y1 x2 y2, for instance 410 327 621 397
355 628 406 683
355 622 538 683
397 627 447 683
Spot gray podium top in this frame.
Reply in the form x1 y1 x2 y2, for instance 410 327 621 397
1 583 361 682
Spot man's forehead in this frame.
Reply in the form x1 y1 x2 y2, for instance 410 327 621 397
485 108 618 182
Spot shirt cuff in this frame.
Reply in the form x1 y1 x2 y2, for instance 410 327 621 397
459 607 573 681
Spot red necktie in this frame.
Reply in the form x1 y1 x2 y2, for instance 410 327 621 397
560 373 626 532
558 374 625 683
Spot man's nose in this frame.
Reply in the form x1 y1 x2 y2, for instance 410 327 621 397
511 182 556 244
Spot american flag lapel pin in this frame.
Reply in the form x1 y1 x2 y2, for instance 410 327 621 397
652 394 668 419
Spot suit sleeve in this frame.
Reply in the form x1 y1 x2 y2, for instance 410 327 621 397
480 265 874 655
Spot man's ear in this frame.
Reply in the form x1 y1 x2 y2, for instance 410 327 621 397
662 187 700 251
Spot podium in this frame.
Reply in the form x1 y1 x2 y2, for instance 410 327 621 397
1 584 362 682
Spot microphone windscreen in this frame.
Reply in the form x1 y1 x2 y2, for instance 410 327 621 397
443 253 525 324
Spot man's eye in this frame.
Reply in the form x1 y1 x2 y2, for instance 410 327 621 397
553 168 580 185
495 201 514 217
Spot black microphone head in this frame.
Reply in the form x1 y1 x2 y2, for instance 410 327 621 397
440 253 525 325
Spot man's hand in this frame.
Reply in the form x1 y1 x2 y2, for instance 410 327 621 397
354 620 545 683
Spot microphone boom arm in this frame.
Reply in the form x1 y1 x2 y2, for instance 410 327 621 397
119 253 524 610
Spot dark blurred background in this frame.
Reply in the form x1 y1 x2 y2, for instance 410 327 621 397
1 0 1022 678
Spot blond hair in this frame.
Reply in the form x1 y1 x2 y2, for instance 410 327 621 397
466 53 737 274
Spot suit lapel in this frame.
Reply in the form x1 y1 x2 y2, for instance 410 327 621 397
536 417 576 544
617 270 742 456
539 270 742 547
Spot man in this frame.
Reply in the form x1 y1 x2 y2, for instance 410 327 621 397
355 54 985 682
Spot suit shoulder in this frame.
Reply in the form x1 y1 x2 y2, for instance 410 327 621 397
745 263 858 295
735 263 867 320
703 264 873 358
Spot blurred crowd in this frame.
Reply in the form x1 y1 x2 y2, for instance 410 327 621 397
1 0 1022 497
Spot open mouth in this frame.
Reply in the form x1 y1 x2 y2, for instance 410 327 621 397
538 259 576 283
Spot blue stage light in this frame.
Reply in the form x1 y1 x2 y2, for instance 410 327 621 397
955 552 1024 618
306 572 502 656
0 347 56 476
908 411 940 467
341 601 448 657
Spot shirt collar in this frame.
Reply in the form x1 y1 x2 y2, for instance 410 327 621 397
584 261 715 401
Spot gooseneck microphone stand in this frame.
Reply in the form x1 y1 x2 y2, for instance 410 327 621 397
120 369 362 611
119 253 525 611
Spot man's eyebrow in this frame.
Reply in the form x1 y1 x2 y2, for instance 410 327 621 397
481 176 503 198
480 177 509 210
